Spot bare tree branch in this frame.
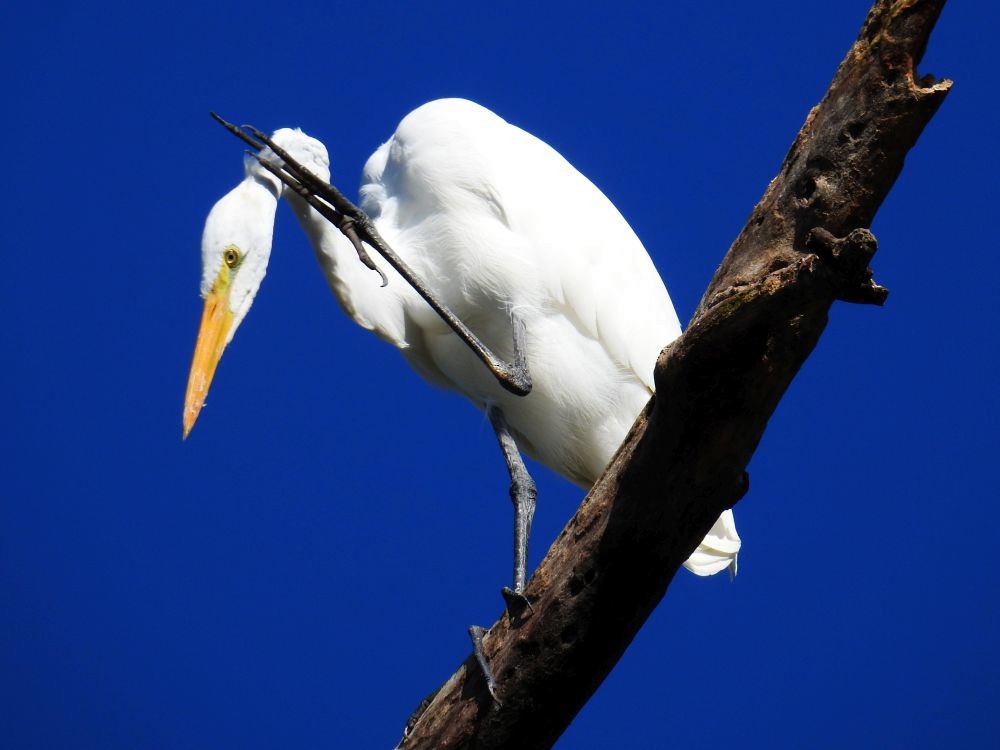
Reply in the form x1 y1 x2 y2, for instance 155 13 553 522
400 2 951 747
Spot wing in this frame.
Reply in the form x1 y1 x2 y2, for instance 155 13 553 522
353 99 737 575
359 98 682 393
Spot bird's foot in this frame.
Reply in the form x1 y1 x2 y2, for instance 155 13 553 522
465 589 533 705
501 586 534 617
468 625 501 704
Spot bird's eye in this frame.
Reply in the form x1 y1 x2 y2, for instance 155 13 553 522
223 246 242 269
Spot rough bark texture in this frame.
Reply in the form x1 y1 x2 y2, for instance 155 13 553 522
399 2 950 748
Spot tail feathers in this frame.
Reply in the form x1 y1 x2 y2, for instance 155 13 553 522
683 509 741 577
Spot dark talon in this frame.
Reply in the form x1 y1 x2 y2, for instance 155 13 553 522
501 586 533 616
211 112 265 150
339 217 389 286
469 625 501 704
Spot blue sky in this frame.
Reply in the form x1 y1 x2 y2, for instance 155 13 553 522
2 1 996 748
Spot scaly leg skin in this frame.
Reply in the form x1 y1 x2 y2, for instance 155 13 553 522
467 404 538 702
496 314 532 399
488 403 537 614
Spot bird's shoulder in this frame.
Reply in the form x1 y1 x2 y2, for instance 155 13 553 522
359 99 512 220
361 99 682 390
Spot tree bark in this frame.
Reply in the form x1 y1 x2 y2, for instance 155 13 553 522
399 2 951 747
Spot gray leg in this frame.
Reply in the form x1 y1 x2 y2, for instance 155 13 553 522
467 404 538 702
487 404 537 605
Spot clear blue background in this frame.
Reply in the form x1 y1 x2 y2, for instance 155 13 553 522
2 1 995 747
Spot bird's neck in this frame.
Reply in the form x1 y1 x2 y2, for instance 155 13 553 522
283 191 410 348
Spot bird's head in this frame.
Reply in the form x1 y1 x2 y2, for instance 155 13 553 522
183 128 331 439
183 152 280 438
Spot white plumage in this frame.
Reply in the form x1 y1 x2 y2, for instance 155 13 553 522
185 98 740 578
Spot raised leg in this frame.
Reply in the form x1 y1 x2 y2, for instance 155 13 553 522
211 113 533 397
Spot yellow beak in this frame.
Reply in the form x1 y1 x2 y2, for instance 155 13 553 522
183 265 234 439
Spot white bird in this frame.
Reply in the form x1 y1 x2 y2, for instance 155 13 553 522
184 98 740 689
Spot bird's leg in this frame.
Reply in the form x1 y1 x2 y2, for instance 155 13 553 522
466 405 537 703
211 113 534 397
488 404 537 613
503 314 531 406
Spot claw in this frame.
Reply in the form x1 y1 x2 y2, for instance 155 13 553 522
469 625 501 704
244 151 389 286
210 112 264 150
501 586 534 616
243 124 270 145
340 217 389 287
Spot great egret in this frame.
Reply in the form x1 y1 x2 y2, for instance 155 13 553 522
184 98 740 695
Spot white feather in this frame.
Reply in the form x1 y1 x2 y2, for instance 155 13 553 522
204 98 740 576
